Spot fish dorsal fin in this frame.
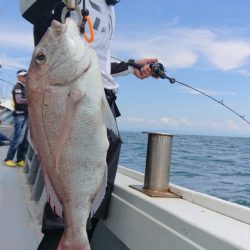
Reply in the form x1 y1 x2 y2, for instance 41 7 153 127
102 96 118 136
55 86 85 174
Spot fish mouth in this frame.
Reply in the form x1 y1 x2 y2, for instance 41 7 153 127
51 20 65 34
50 18 78 34
47 18 90 79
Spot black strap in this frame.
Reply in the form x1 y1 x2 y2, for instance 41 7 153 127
127 59 143 70
80 0 89 33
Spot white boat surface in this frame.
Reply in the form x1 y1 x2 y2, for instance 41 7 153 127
1 143 250 250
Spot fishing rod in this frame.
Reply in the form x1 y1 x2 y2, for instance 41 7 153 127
111 56 250 125
148 62 250 125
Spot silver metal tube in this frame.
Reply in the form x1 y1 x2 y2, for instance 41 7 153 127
144 132 173 191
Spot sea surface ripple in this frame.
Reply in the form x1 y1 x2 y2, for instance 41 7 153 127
119 131 250 208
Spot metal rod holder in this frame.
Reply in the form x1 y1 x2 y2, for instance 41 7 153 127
130 132 180 198
144 132 173 191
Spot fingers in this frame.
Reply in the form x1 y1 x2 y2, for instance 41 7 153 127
132 58 159 79
141 65 152 77
134 65 152 79
133 68 144 79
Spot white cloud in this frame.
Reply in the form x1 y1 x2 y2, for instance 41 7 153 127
0 30 33 50
0 20 33 70
178 86 236 96
160 116 193 127
160 116 241 130
119 116 157 125
233 69 250 77
2 20 250 73
0 54 30 69
118 115 250 133
163 50 197 68
112 26 250 71
204 40 250 70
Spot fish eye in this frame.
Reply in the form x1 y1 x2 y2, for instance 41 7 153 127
36 52 46 64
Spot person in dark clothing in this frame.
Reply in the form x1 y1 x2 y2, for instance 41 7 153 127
19 0 157 248
4 69 29 168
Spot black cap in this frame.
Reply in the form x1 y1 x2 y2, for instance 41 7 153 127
16 69 27 76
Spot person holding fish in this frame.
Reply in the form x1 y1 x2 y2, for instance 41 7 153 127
20 0 158 249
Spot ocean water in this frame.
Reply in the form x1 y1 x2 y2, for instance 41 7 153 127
119 131 250 208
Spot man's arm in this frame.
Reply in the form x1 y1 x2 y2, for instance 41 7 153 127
110 62 131 77
13 86 27 104
15 94 27 104
111 58 158 79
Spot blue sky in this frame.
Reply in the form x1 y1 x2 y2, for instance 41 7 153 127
1 0 250 137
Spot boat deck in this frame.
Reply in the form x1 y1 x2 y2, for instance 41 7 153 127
1 142 250 250
0 145 42 250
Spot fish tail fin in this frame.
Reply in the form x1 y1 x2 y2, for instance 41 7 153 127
58 204 91 250
58 232 90 250
102 96 118 136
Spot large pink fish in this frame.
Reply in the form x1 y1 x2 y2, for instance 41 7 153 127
26 18 117 250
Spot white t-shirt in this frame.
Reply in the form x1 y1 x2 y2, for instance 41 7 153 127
86 0 119 90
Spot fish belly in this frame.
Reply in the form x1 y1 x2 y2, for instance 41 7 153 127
29 80 108 250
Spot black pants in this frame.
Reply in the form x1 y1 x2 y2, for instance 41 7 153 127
37 90 122 249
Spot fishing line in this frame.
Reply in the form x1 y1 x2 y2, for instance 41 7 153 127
111 56 250 125
168 78 250 125
149 62 250 125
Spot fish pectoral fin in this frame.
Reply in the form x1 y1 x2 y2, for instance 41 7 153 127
55 87 85 173
102 96 118 136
